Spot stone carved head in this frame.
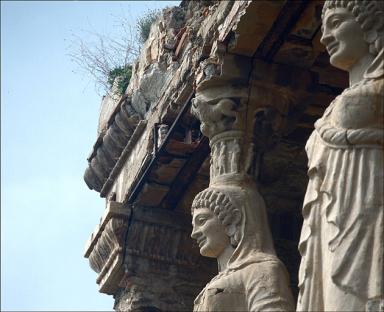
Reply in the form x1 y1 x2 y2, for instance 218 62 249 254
191 182 276 268
191 188 242 258
321 0 384 78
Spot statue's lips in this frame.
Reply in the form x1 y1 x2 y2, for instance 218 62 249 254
327 43 339 55
197 238 206 248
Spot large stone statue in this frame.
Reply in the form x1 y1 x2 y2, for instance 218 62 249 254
191 181 295 311
297 1 384 311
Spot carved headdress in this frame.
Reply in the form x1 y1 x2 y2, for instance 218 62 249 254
191 91 251 186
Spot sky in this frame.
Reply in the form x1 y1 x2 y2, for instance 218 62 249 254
1 1 179 310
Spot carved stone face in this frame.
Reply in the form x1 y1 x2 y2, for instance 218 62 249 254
321 7 370 71
191 208 230 258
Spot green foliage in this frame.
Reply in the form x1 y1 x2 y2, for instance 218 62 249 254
104 9 161 96
137 9 161 44
107 65 132 96
69 8 163 96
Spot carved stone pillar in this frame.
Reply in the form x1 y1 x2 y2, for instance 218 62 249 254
189 48 296 311
192 50 296 180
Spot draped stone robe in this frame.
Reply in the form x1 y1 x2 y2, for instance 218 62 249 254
297 78 384 311
194 256 293 312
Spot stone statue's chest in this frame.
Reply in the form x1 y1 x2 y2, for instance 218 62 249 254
330 83 383 129
195 274 247 312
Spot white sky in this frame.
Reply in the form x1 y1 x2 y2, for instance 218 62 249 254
1 1 180 310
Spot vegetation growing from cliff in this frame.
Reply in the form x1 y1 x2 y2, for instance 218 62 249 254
68 9 161 96
107 65 133 96
137 9 160 43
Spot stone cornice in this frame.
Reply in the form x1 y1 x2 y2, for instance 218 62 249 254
84 201 130 258
85 202 211 295
84 97 143 193
99 120 147 197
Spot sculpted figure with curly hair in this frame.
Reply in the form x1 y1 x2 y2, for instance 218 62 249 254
191 181 294 311
298 1 383 311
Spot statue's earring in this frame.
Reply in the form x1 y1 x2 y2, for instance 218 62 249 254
226 209 241 246
230 230 241 247
227 224 236 237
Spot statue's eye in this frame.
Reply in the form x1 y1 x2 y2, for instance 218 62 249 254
197 217 207 225
331 19 341 28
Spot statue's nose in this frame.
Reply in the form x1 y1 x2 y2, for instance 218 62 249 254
320 30 333 47
191 226 199 240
